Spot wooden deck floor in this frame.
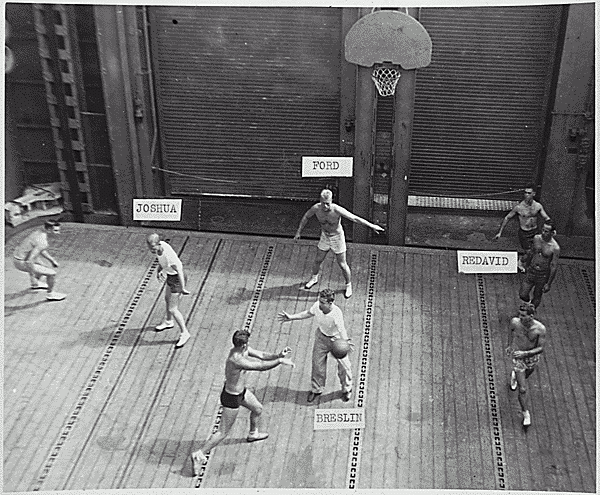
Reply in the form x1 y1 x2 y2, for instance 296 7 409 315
3 224 596 492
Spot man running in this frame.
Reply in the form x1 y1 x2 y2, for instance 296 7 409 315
294 188 384 298
146 233 191 348
12 219 66 301
519 220 560 309
506 302 546 426
494 184 551 271
278 288 353 403
191 330 294 475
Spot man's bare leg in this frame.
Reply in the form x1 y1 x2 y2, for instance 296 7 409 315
335 252 352 298
305 248 328 289
516 370 532 425
242 389 269 442
191 406 239 475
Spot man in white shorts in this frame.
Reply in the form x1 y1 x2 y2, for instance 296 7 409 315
294 189 384 298
278 288 353 403
146 233 191 348
12 219 66 301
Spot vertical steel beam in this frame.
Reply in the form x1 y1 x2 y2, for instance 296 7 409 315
38 4 85 222
388 8 419 246
95 5 142 225
123 5 154 197
338 8 359 217
352 9 376 244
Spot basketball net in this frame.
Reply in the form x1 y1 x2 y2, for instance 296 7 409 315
371 65 401 97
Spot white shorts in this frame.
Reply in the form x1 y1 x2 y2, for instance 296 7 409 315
317 231 346 255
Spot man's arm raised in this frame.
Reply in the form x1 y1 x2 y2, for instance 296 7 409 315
335 205 384 234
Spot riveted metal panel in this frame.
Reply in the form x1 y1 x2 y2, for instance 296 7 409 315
409 5 563 198
150 7 342 200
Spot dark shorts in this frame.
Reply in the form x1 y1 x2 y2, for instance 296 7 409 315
166 273 186 293
518 228 537 252
220 387 246 409
525 268 549 284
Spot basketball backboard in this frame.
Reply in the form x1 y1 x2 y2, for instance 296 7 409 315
345 10 432 70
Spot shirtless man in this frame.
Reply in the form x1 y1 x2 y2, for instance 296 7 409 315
494 184 551 271
190 330 294 475
506 302 547 426
12 219 66 301
294 189 384 298
519 220 560 309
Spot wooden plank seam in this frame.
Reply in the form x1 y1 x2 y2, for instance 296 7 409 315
30 257 160 492
476 274 508 490
195 245 275 489
346 252 378 489
579 269 595 315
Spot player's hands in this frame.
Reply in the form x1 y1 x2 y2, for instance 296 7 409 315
279 346 292 358
277 311 292 322
542 283 551 293
505 346 513 357
181 288 190 295
494 233 501 241
372 225 385 234
293 232 301 241
51 260 59 268
280 358 295 368
347 338 355 352
512 350 525 359
157 271 166 282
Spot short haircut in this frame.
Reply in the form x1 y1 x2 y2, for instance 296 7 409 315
319 288 335 303
524 183 536 191
320 189 333 200
232 329 250 347
44 219 61 229
542 218 555 231
519 302 535 315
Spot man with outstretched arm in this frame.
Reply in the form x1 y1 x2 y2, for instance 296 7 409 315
494 184 551 271
295 188 384 298
191 330 294 476
278 288 353 403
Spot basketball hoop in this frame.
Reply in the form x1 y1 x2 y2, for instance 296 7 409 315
371 64 401 97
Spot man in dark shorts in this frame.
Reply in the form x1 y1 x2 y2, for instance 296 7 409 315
494 184 551 271
191 329 294 475
518 220 560 309
506 302 546 426
147 233 191 348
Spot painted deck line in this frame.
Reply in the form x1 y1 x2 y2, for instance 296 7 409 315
195 244 276 488
346 251 378 489
29 251 162 492
476 274 508 490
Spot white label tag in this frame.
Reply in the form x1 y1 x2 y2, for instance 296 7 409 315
314 408 365 430
133 199 182 221
457 251 518 273
302 157 353 177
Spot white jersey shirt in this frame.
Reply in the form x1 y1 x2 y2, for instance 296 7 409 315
157 241 183 275
309 301 348 340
